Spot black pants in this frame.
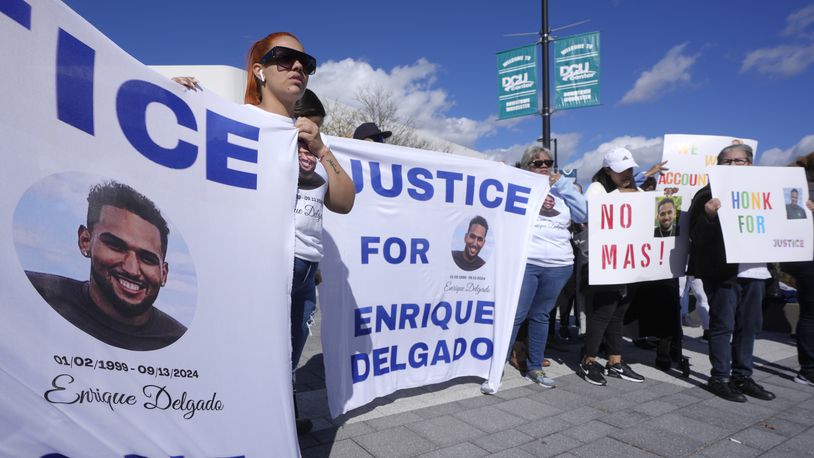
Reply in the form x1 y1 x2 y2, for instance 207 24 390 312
584 287 633 357
633 278 681 339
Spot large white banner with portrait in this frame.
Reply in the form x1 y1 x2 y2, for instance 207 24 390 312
319 138 548 417
709 166 813 263
1 1 300 456
588 192 688 285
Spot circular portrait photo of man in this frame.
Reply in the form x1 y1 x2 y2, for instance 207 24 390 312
450 215 493 272
13 173 197 351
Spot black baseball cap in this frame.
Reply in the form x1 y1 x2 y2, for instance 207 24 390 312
353 122 392 142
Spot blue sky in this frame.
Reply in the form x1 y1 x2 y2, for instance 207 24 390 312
63 0 814 179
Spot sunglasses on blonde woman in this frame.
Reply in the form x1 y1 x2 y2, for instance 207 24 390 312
259 46 317 75
529 159 554 168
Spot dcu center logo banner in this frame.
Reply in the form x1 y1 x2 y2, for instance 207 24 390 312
1 1 300 456
319 138 549 416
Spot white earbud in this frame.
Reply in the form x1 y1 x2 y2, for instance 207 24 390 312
258 72 265 83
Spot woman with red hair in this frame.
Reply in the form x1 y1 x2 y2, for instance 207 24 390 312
176 32 355 435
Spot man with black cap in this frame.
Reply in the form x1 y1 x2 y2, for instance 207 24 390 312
353 122 392 143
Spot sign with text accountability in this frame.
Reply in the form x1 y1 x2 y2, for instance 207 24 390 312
588 192 689 285
709 166 813 263
319 139 549 416
554 31 600 110
497 44 539 119
1 1 300 455
658 134 759 205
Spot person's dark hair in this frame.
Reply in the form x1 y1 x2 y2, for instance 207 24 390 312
86 181 170 256
592 165 638 193
717 144 753 164
293 89 326 119
791 188 800 195
468 215 489 235
657 197 676 211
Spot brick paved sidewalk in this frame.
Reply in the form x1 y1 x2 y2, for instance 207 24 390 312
296 313 814 457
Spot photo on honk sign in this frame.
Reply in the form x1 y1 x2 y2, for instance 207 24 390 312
709 166 813 263
588 191 689 285
1 1 300 456
318 137 549 417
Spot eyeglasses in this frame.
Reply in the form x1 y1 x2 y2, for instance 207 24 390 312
258 46 317 75
719 157 751 165
369 134 386 143
528 159 554 168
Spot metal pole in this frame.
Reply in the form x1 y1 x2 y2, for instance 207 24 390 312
541 0 551 150
552 137 558 169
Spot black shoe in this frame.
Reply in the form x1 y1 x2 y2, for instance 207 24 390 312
707 378 747 403
680 356 691 378
578 361 607 386
796 372 814 386
655 355 672 371
296 418 313 436
559 325 571 340
733 377 776 401
547 337 569 352
634 337 658 350
606 361 645 382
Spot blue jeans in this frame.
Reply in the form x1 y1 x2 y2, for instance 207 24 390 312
705 278 765 379
291 257 318 371
784 261 814 376
508 264 574 371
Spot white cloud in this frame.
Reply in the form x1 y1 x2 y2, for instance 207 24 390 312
741 43 814 76
619 43 697 105
310 58 497 147
742 5 814 77
758 134 814 166
783 4 814 37
482 132 582 165
563 135 664 186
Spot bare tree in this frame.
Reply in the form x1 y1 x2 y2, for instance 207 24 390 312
321 87 450 153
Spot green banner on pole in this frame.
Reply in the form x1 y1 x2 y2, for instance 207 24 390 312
497 44 538 120
554 32 600 110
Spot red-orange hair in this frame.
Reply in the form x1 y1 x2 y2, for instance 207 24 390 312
244 32 301 105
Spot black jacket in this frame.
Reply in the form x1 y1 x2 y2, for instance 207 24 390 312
686 184 739 281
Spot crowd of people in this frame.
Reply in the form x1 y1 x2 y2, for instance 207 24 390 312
173 31 814 436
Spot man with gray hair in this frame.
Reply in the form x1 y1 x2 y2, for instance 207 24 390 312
686 143 775 402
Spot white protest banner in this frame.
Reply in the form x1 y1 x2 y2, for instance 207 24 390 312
1 1 300 455
658 134 758 204
709 166 813 263
317 138 548 416
588 192 688 285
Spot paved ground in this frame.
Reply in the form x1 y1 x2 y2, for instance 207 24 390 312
295 311 814 457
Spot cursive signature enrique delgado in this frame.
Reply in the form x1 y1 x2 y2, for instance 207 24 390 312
44 373 224 419
444 281 492 295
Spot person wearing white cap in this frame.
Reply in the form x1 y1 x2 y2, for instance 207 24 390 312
578 147 665 386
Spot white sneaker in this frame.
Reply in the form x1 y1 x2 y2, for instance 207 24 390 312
480 380 500 395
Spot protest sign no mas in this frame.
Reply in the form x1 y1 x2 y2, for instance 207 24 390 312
588 192 689 285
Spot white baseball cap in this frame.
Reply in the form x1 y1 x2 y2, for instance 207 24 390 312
603 147 639 173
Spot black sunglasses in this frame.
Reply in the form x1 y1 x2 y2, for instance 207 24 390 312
528 159 554 168
258 46 317 75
